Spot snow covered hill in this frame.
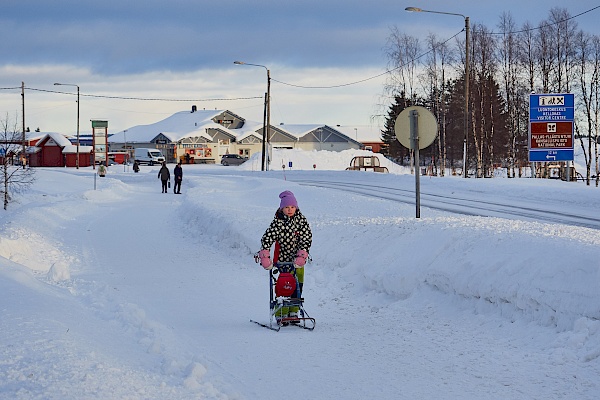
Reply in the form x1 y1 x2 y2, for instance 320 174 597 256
1 149 599 399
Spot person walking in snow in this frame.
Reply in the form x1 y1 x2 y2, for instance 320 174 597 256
257 190 312 324
158 162 170 193
173 162 183 194
98 162 107 177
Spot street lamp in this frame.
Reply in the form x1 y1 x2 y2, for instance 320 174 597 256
124 129 128 172
234 61 271 171
54 82 80 169
405 7 470 178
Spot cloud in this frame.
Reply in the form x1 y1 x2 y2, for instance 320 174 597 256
3 0 599 134
2 1 396 75
0 62 387 134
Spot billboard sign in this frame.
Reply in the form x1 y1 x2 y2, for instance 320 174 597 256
529 94 574 162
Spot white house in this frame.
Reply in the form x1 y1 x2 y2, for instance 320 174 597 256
108 106 362 163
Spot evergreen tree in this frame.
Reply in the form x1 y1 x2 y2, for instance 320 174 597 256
381 92 423 164
443 78 465 167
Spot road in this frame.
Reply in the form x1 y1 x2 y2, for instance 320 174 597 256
290 176 600 229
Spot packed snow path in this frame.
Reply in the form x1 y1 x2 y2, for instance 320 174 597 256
1 165 599 399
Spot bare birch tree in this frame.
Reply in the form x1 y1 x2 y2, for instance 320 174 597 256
547 8 578 93
536 19 554 93
594 36 600 187
381 7 597 184
0 114 35 210
384 28 421 100
471 23 500 177
422 33 452 176
498 12 520 177
518 21 537 93
574 31 600 185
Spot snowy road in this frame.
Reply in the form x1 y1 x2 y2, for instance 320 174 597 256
2 164 599 399
290 176 600 230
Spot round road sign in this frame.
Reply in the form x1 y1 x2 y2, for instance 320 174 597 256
394 106 438 150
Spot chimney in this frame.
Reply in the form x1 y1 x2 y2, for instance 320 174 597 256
191 105 197 113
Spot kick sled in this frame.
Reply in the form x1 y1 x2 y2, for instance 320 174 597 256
251 262 316 331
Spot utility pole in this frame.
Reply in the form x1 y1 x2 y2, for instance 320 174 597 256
405 7 470 177
233 61 271 171
266 68 271 171
21 82 26 166
464 16 470 178
54 83 80 168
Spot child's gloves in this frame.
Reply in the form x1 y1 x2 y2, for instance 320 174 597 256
258 249 272 270
294 249 308 268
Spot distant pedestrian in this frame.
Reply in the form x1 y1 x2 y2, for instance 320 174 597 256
98 162 107 177
158 162 170 193
133 160 140 173
174 162 183 194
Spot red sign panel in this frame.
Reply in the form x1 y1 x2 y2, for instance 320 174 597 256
530 121 573 149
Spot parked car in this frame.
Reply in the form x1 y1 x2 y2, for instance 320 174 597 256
221 154 247 166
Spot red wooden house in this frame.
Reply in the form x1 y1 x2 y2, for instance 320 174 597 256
28 133 93 167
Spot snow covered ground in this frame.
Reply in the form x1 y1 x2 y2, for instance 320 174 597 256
1 148 600 399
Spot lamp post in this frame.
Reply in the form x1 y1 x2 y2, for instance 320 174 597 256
234 61 270 171
124 129 128 172
54 82 80 169
405 7 470 178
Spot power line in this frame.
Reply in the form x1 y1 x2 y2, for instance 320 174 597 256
274 5 600 89
273 30 463 89
488 5 600 35
25 87 262 102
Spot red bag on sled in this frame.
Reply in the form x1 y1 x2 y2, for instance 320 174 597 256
275 273 296 297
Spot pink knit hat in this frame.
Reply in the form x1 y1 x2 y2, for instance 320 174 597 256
279 190 298 208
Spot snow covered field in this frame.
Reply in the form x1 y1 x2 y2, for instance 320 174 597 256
1 149 600 399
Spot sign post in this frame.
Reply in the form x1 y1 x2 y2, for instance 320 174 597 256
410 110 421 218
529 94 574 179
394 106 437 218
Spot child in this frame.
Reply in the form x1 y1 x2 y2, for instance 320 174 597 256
258 190 312 323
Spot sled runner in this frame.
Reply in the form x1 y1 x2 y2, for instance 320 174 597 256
251 262 316 331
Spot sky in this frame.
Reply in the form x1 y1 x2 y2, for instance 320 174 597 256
1 148 599 399
2 1 600 136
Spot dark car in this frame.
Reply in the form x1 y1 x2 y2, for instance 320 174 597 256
221 154 247 166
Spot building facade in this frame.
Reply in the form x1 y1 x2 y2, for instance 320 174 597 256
107 107 365 164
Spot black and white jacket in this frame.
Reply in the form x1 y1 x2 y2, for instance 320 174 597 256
260 209 312 263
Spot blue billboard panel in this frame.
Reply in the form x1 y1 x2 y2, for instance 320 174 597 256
528 149 574 162
529 93 575 121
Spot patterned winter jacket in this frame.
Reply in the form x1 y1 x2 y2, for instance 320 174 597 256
261 209 312 263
